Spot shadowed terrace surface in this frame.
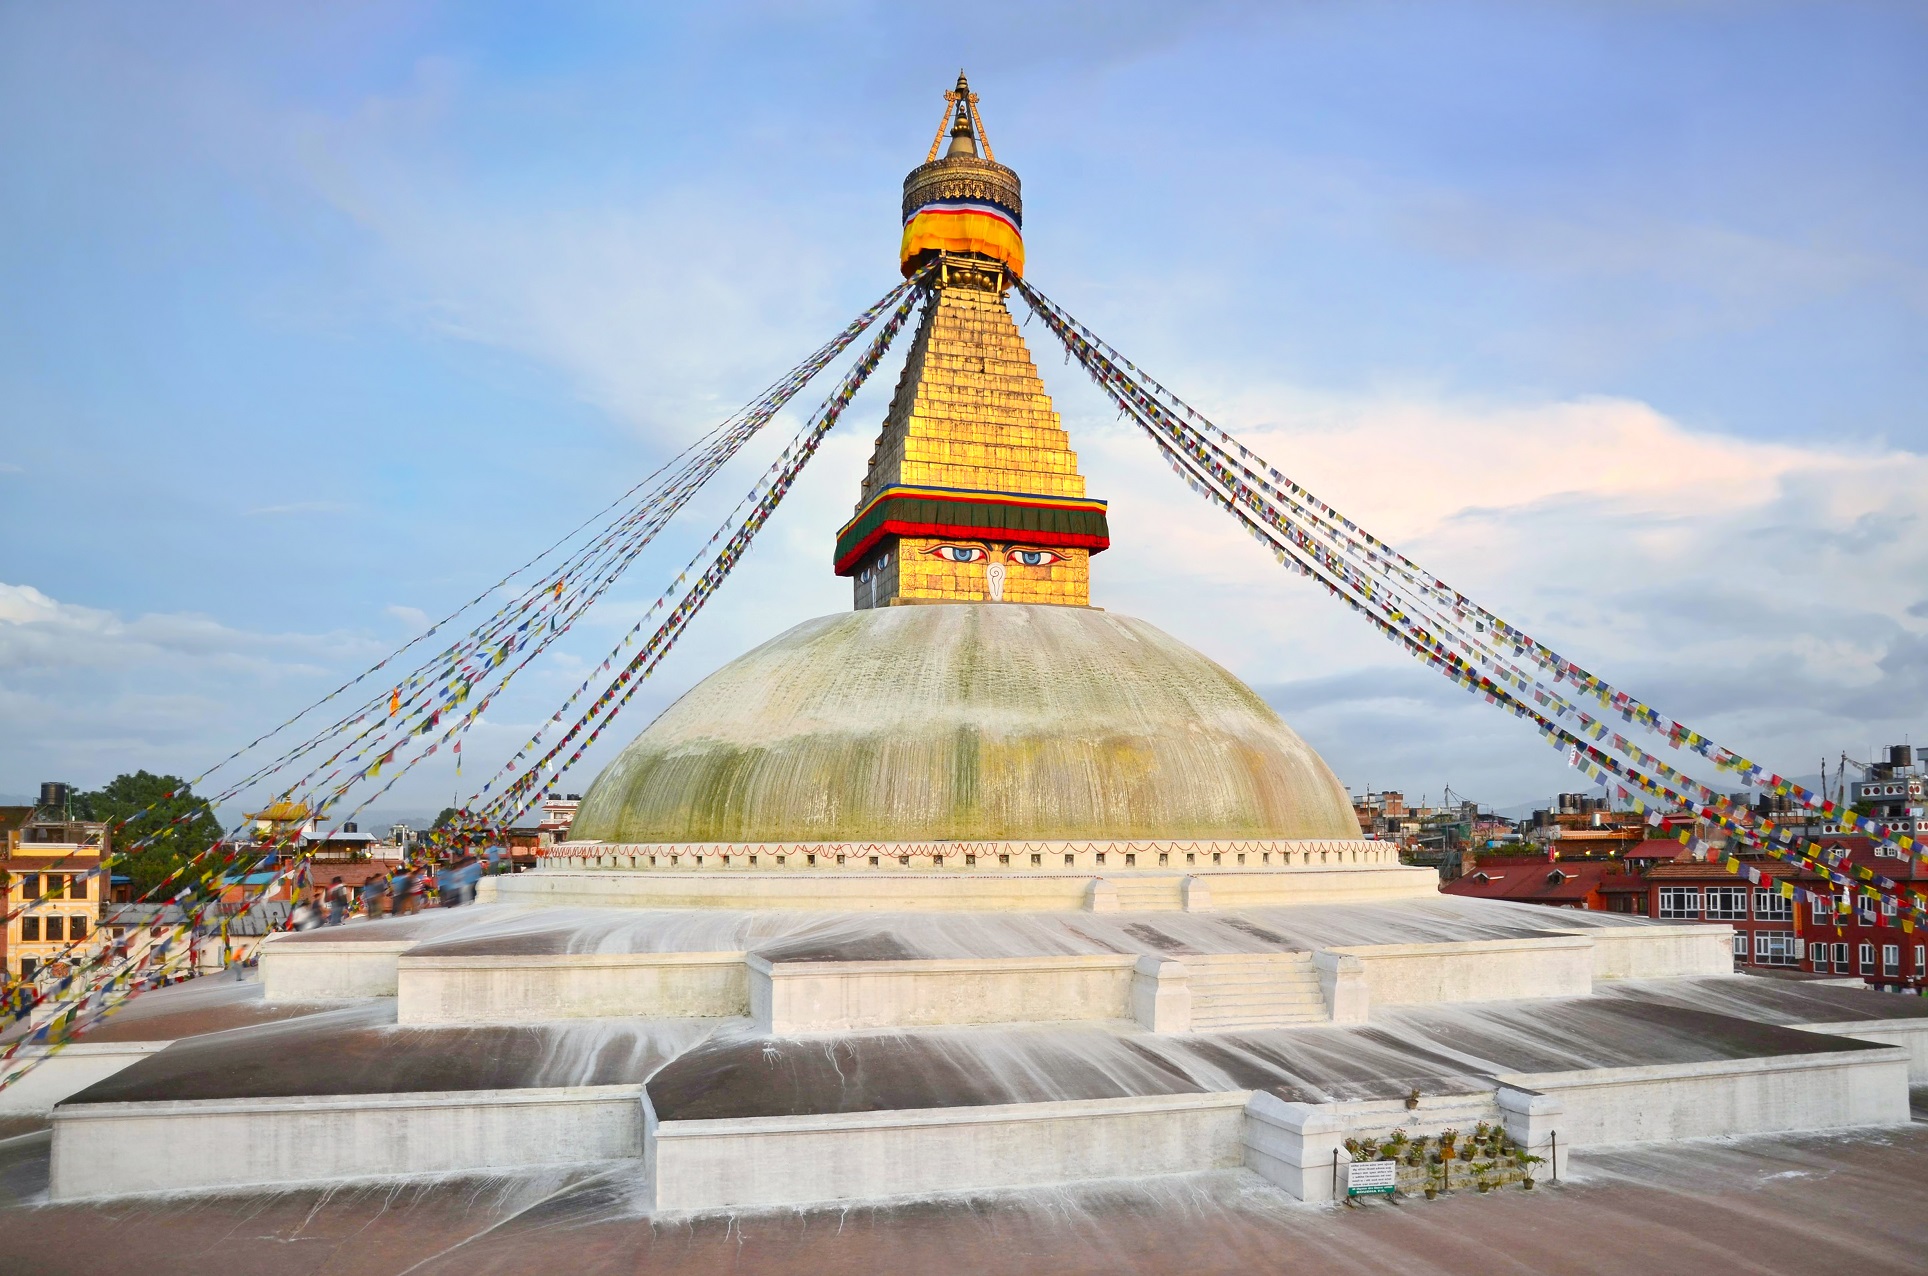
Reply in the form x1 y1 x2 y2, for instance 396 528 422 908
1 1119 1925 1275
569 604 1364 844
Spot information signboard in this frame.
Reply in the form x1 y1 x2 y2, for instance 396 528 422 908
1347 1159 1398 1197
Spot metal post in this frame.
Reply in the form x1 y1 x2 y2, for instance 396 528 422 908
1551 1130 1559 1184
1333 1148 1340 1202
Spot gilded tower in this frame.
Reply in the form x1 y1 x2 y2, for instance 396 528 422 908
835 74 1109 610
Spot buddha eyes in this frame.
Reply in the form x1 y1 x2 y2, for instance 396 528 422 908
923 545 1065 566
928 545 988 563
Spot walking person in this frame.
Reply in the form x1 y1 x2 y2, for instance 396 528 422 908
389 866 414 918
325 877 350 927
359 873 388 921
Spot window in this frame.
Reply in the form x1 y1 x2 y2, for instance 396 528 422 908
1917 945 1927 974
45 916 63 942
71 874 87 901
1883 945 1900 977
20 917 38 941
1754 932 1798 967
19 958 36 978
1705 887 1748 920
1813 949 1830 973
20 874 38 900
69 916 86 941
1731 931 1749 958
1859 943 1874 974
1881 896 1897 918
46 875 63 900
1753 889 1792 921
1659 888 1702 919
1834 942 1849 968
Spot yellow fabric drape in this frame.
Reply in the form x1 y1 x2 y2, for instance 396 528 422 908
900 209 1025 277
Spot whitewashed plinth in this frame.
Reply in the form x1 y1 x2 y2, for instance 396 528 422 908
1326 935 1595 1007
1494 1043 1911 1146
1793 1018 1928 1083
49 1084 645 1200
398 951 747 1024
259 935 420 1003
501 860 1441 915
644 1090 1250 1213
750 953 1139 1033
1582 924 1735 980
0 1041 171 1115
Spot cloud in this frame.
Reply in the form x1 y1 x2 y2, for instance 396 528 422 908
0 582 369 673
1067 388 1928 804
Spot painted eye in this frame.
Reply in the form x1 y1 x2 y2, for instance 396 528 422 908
1010 549 1065 567
926 545 987 563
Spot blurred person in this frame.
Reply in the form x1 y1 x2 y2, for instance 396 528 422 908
359 873 388 921
389 867 414 918
325 877 350 927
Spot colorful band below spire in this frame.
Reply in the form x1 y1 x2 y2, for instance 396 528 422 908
835 484 1107 575
900 199 1024 278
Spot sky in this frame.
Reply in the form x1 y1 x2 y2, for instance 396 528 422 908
2 0 1925 823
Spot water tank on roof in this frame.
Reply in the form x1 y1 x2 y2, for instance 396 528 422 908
38 781 71 812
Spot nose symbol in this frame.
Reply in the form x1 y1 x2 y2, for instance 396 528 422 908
985 562 1007 602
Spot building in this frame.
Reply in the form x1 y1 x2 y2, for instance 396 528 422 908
1850 745 1927 838
1443 854 1625 910
1520 793 1651 856
2 783 111 983
1444 826 1928 987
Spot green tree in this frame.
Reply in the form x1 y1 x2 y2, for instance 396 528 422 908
432 807 461 829
72 772 225 900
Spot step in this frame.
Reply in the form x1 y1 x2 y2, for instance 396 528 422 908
1179 959 1318 971
1191 984 1326 1001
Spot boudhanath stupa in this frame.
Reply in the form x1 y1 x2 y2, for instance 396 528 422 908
2 74 1923 1267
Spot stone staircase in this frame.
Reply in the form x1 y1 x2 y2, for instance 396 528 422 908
1109 876 1181 911
1186 952 1328 1030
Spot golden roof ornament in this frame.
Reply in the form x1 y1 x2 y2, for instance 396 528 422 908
900 71 1023 278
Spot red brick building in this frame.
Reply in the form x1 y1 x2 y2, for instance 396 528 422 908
1443 834 1928 989
1442 854 1625 910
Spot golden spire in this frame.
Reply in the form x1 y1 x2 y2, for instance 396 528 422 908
837 75 1109 610
944 72 979 158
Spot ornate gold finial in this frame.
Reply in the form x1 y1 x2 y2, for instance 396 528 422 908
944 72 978 158
902 73 1022 278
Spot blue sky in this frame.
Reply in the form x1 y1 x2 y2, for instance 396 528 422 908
3 0 1925 821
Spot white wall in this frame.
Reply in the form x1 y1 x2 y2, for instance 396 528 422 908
0 1041 169 1114
645 1091 1249 1213
50 1084 645 1200
1583 924 1735 980
1326 936 1594 1007
398 952 747 1024
750 954 1135 1033
259 936 419 1002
